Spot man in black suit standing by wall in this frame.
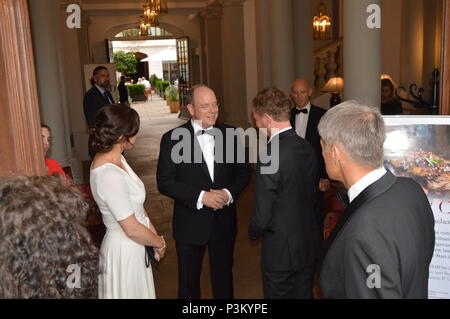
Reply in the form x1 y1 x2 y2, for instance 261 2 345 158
83 66 115 128
249 87 321 299
290 78 330 234
157 85 251 299
317 101 435 298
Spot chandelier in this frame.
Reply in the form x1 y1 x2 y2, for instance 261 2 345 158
313 2 331 40
140 0 168 36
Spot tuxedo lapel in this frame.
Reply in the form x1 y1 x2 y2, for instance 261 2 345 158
317 171 397 274
188 122 214 184
290 110 296 130
305 107 318 142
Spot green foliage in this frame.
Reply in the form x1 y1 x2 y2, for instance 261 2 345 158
165 86 179 102
113 51 137 75
127 84 145 97
155 79 161 92
149 74 159 87
159 81 170 97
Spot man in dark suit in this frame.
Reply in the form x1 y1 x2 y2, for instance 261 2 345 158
157 85 251 299
290 78 330 234
83 66 115 128
317 101 435 298
118 75 129 104
249 87 321 299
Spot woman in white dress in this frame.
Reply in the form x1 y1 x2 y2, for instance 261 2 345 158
89 104 166 299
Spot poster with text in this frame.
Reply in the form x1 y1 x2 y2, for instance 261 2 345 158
384 116 450 299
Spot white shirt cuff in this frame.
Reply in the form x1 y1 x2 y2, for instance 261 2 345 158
197 191 206 210
223 189 233 206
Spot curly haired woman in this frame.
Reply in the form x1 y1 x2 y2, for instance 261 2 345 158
0 175 99 298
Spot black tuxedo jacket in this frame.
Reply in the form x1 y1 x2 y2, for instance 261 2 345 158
157 121 252 245
249 129 321 272
83 86 115 127
290 105 327 178
118 82 129 103
318 171 435 298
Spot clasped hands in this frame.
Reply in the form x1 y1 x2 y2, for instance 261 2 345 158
202 189 230 210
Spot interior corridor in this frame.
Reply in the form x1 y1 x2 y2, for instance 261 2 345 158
123 97 262 299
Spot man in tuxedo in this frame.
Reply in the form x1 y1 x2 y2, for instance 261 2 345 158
83 66 115 128
290 78 330 235
317 101 435 298
249 87 321 299
157 85 251 299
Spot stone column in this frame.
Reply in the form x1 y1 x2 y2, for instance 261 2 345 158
343 0 381 106
221 0 250 128
268 0 295 93
243 0 259 125
59 1 89 182
400 0 423 90
29 0 73 167
200 1 225 119
293 0 314 84
255 0 272 89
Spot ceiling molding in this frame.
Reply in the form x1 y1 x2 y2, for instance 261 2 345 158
83 2 206 12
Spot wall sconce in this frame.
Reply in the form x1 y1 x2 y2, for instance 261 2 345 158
313 2 332 40
322 77 344 107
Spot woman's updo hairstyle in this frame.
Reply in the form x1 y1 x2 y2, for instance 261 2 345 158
89 104 140 153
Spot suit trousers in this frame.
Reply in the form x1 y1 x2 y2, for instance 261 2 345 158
175 221 235 299
262 265 314 299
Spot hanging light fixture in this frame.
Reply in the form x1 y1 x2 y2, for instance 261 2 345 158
140 15 149 36
313 2 332 40
140 0 170 35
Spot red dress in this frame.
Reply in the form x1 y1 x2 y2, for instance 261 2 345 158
45 158 65 176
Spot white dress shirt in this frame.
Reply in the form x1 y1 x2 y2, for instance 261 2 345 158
268 127 293 144
347 167 387 203
294 102 311 139
191 120 233 210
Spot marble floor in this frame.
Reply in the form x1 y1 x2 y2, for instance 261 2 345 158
124 97 263 299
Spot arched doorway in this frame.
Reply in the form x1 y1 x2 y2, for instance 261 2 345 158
106 23 192 119
133 51 149 82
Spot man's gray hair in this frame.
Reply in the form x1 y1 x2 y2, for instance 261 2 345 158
318 100 386 169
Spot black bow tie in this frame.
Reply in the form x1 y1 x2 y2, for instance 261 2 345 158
293 108 308 116
196 129 215 136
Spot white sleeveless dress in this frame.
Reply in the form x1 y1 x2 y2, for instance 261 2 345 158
90 155 155 299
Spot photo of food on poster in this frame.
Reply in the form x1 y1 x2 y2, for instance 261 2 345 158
383 116 450 299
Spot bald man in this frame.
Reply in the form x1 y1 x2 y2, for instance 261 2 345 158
157 85 251 299
290 78 330 234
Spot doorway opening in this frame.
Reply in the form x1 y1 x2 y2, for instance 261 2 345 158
106 26 191 120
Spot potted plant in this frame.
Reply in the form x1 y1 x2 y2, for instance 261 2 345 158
165 86 180 113
160 80 170 99
127 84 146 102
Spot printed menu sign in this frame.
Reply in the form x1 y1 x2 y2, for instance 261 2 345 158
384 116 450 299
